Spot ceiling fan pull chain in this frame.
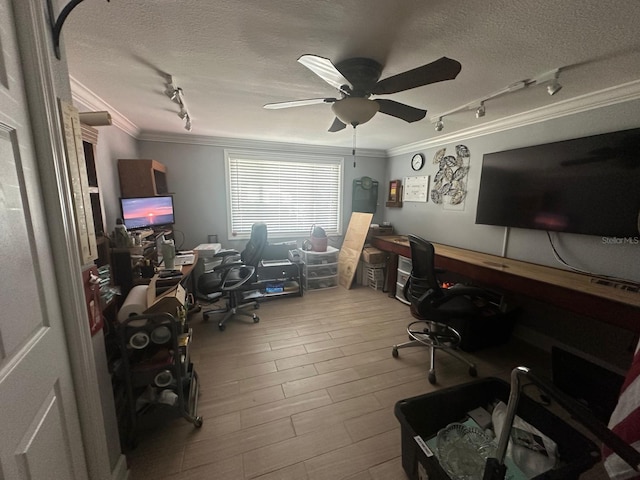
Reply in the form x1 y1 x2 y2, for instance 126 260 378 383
352 126 357 168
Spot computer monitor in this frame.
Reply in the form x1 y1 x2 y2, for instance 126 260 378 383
120 195 175 230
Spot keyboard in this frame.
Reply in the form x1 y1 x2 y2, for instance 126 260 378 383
174 253 195 266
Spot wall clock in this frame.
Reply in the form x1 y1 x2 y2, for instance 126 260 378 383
411 153 425 171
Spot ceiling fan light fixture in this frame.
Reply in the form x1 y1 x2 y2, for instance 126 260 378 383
331 97 379 127
435 117 444 131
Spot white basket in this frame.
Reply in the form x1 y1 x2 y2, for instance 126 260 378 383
367 267 385 290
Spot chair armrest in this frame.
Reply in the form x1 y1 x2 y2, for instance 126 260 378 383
221 265 256 290
213 260 243 272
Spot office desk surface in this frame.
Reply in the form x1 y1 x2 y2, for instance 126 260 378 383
371 235 640 332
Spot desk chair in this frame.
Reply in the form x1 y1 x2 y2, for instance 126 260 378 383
198 260 260 331
198 223 268 330
392 235 497 384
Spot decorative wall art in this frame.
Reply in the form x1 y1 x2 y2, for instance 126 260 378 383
431 144 470 210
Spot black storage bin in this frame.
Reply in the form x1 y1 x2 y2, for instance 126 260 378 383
447 307 519 352
394 377 600 480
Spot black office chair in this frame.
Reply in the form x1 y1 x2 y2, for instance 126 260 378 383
392 235 497 384
198 223 268 331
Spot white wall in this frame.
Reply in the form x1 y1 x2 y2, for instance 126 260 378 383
137 140 387 251
386 98 640 284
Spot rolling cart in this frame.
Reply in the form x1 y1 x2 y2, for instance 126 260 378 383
118 312 202 449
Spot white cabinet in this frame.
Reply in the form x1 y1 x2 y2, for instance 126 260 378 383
300 247 339 291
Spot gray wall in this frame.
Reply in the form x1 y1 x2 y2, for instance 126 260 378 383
73 100 140 236
386 99 640 284
95 127 139 233
137 140 387 251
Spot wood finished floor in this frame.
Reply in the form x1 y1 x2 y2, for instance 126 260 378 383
125 285 609 479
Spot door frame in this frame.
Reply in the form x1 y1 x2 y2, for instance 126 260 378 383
12 1 126 478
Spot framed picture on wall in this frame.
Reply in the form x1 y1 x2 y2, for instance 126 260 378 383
386 179 402 207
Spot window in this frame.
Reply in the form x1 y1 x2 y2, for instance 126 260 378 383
226 150 343 239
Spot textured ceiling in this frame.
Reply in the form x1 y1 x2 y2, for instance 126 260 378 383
63 0 640 151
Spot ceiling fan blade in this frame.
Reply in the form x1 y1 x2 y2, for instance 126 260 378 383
372 57 462 95
328 117 346 132
298 55 353 93
264 98 337 109
375 99 427 123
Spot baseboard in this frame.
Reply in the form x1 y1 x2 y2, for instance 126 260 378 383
111 454 129 480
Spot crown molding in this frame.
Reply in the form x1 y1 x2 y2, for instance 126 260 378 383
387 79 640 157
69 76 140 137
69 73 640 158
137 131 387 158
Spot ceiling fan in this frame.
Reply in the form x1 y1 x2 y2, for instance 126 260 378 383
264 54 462 132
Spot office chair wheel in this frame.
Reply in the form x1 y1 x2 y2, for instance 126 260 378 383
469 366 478 377
253 314 260 323
194 416 203 428
392 346 399 358
428 370 437 385
218 323 226 331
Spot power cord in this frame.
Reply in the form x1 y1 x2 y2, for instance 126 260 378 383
546 231 639 287
546 231 592 275
172 229 186 251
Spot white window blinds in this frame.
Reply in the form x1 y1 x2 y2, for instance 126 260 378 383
226 150 343 239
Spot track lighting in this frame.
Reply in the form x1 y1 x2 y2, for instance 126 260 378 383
165 75 192 131
547 77 562 96
531 69 562 96
430 66 563 128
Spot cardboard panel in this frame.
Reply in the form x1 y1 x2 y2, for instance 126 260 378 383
338 212 373 289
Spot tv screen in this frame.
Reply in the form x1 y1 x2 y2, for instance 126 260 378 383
120 196 175 230
475 128 640 237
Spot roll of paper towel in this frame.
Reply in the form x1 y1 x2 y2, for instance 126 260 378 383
117 285 149 322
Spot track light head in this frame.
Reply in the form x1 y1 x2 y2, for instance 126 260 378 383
547 81 562 96
475 102 486 118
434 117 444 131
165 75 193 131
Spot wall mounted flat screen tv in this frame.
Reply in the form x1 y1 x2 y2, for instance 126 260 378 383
120 195 175 230
475 128 640 237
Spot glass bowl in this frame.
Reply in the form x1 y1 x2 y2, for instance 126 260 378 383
436 423 495 480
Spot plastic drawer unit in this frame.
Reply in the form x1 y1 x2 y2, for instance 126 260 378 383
300 246 339 292
396 255 412 304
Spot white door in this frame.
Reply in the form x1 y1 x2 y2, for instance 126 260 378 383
0 1 89 478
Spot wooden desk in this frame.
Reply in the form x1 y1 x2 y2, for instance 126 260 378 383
371 235 640 332
155 251 199 292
